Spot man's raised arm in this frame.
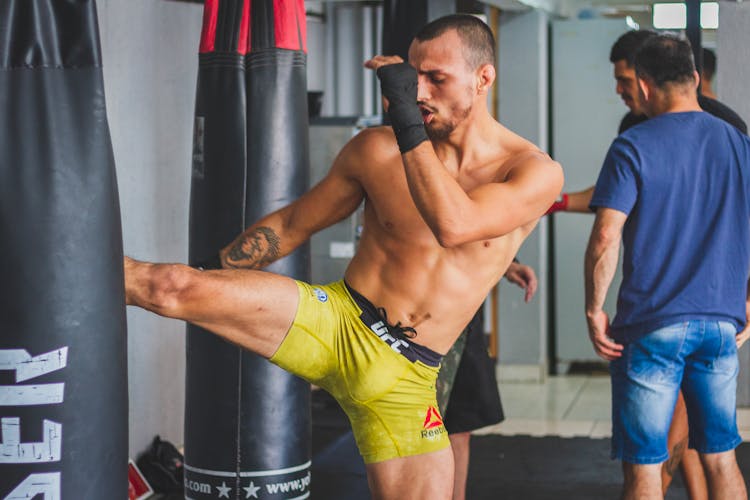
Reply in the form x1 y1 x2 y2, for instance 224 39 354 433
365 56 563 247
401 147 562 245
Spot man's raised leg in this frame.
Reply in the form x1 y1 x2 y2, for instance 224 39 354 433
365 448 455 500
124 256 299 358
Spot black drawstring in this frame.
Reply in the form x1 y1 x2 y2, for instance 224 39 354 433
376 307 417 339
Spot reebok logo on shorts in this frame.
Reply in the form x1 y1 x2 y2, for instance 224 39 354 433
421 406 446 439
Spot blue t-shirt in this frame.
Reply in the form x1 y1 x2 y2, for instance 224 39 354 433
591 111 750 342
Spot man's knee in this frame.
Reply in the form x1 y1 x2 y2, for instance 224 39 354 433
700 449 738 474
147 264 199 314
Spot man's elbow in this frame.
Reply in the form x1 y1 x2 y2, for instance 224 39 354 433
432 222 498 248
590 224 621 250
432 222 468 248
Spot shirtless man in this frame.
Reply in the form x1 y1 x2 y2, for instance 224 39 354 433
124 14 562 500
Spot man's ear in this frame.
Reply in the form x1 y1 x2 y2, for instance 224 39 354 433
477 63 496 94
692 70 700 91
637 76 650 102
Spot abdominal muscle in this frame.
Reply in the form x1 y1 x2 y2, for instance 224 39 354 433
343 226 523 354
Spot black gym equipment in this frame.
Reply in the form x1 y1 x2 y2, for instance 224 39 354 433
0 0 128 497
185 1 311 498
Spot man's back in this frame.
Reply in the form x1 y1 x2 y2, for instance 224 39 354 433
592 111 750 341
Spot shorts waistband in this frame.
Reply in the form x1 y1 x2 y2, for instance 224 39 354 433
344 281 443 367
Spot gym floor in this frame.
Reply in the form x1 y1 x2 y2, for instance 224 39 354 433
486 374 750 441
311 375 750 499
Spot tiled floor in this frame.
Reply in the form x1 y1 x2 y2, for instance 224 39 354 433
474 375 750 442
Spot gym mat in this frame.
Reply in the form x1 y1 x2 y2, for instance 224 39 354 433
312 390 750 499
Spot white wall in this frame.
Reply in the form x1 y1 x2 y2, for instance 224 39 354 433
496 9 550 380
551 19 629 371
717 3 750 123
97 0 203 457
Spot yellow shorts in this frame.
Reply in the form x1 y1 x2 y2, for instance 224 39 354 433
270 280 449 464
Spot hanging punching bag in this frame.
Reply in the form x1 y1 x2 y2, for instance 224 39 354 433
382 0 428 60
0 1 128 498
185 1 311 498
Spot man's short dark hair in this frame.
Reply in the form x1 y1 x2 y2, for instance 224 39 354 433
634 34 696 88
414 14 495 69
609 30 657 66
702 47 716 80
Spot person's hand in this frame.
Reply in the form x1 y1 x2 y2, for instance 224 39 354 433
363 55 405 72
364 55 406 113
737 302 750 348
586 310 622 361
545 193 569 215
736 324 750 349
364 56 427 153
504 262 538 302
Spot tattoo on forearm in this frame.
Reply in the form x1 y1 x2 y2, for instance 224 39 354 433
225 226 281 269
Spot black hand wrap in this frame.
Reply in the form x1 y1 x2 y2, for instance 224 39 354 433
376 63 428 153
190 253 222 271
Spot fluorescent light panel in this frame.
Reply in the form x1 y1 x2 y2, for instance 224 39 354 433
652 2 719 30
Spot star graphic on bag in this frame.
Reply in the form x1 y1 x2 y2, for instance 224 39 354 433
244 481 261 498
216 481 232 498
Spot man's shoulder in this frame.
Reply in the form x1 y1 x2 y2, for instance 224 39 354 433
501 147 562 186
491 126 558 175
618 112 648 134
338 126 400 164
698 95 748 134
350 125 398 147
617 113 678 143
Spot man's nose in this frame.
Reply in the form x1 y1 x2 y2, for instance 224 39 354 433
416 75 429 102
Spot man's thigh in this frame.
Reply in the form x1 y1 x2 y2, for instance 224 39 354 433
366 447 454 500
610 323 687 464
682 321 742 454
179 268 301 359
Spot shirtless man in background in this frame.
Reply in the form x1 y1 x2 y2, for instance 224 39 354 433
124 14 563 500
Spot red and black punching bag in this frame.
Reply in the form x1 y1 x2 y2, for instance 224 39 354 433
0 1 128 498
185 1 311 498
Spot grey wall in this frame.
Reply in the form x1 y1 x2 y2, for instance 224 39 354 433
717 2 750 407
496 9 550 380
717 4 750 123
97 0 203 457
551 19 629 371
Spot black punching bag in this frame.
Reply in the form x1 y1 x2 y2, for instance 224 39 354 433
0 1 128 498
383 0 428 60
185 1 311 498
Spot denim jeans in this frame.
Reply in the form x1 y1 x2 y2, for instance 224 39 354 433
610 320 741 464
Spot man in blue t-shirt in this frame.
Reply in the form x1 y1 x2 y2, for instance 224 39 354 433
585 34 750 499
